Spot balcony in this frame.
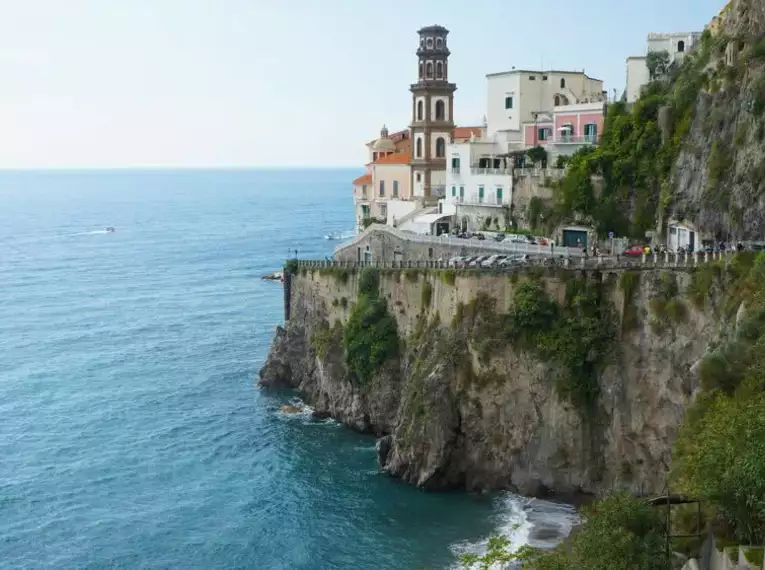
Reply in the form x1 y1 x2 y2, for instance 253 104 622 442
452 195 506 208
553 134 600 145
470 167 513 175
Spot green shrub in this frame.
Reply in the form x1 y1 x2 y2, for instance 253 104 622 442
744 547 765 567
331 298 339 307
358 267 380 296
343 295 398 384
404 269 420 283
421 280 433 308
284 259 299 274
440 270 456 286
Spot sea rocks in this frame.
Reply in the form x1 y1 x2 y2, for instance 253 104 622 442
280 404 302 414
261 271 283 281
376 435 393 468
258 326 304 389
311 410 332 420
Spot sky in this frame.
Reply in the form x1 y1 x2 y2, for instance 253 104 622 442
0 0 725 169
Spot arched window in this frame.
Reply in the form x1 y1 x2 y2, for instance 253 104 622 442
436 37 443 49
435 137 445 158
426 62 433 79
560 77 566 89
435 100 445 121
554 95 560 106
419 63 423 79
416 137 423 158
677 40 685 53
417 100 424 121
426 37 433 49
436 61 443 79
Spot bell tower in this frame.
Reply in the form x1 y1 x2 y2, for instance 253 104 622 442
410 25 456 202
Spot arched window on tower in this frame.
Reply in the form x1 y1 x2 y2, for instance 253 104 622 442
554 95 560 106
417 100 424 121
436 37 443 49
426 62 433 79
419 63 423 79
435 100 445 121
560 77 566 89
677 40 685 53
416 137 423 158
435 137 445 158
436 61 443 79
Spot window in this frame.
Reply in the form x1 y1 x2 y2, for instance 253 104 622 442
560 78 566 88
426 37 433 48
380 204 387 219
428 247 434 259
435 137 445 158
504 96 513 109
478 185 485 203
459 186 465 200
436 61 443 79
417 100 424 121
419 63 423 79
554 95 560 106
496 187 503 204
416 172 422 182
436 37 443 49
379 180 385 196
435 100 445 120
542 75 548 81
451 157 460 172
538 127 550 141
529 75 536 80
678 40 685 53
416 138 423 158
451 185 456 197
393 181 399 197
362 184 367 198
584 123 598 142
426 62 433 78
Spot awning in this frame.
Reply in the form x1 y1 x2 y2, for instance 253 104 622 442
413 213 452 225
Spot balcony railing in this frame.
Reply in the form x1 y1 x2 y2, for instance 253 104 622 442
450 195 506 207
554 134 600 144
451 167 461 174
470 167 513 175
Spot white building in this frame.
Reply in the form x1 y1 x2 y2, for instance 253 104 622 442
485 69 605 152
625 32 703 103
442 131 513 233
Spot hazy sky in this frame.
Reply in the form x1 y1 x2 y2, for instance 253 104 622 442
0 0 724 168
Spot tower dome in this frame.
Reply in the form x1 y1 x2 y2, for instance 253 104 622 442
372 125 396 152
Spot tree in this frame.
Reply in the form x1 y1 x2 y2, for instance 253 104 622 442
646 50 670 80
526 145 548 166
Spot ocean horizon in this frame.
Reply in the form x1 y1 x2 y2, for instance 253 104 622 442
0 169 574 569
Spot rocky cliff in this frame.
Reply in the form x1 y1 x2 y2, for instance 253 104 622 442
671 0 765 239
259 266 726 499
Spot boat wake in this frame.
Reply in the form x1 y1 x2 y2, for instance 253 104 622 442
324 230 356 241
71 229 112 236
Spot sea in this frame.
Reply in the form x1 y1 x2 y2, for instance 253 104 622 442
0 170 577 570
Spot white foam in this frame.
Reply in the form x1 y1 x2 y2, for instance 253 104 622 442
448 493 532 570
71 230 110 236
274 397 338 426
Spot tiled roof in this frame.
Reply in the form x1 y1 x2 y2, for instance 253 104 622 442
352 173 372 185
374 153 410 165
453 126 483 140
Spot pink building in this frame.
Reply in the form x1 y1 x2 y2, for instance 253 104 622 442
522 101 605 154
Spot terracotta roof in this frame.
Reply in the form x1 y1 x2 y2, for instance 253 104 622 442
352 173 372 185
454 126 483 140
374 153 410 165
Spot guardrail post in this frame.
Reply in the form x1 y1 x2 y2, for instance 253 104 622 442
641 253 646 266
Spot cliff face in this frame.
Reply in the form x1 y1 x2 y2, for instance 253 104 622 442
672 0 765 239
259 268 724 498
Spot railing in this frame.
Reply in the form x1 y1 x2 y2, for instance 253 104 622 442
451 167 461 174
554 134 600 144
295 250 734 272
513 167 566 179
470 167 513 175
451 195 506 207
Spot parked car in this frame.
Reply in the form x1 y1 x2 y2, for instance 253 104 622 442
481 255 507 268
448 256 465 267
459 256 479 268
493 233 506 242
623 245 648 257
499 254 530 267
474 233 486 241
469 255 490 268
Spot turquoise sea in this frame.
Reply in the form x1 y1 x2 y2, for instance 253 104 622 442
0 170 574 569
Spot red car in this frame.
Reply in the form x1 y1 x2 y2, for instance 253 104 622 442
623 245 649 257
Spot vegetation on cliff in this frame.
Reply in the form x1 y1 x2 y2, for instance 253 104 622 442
673 251 765 544
342 268 399 384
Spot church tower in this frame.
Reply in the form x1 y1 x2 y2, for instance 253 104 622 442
410 25 457 202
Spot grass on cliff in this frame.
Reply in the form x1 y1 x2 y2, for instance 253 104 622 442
672 252 765 545
342 268 399 384
459 275 615 414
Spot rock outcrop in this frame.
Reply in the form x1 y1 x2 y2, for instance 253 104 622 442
259 268 725 499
